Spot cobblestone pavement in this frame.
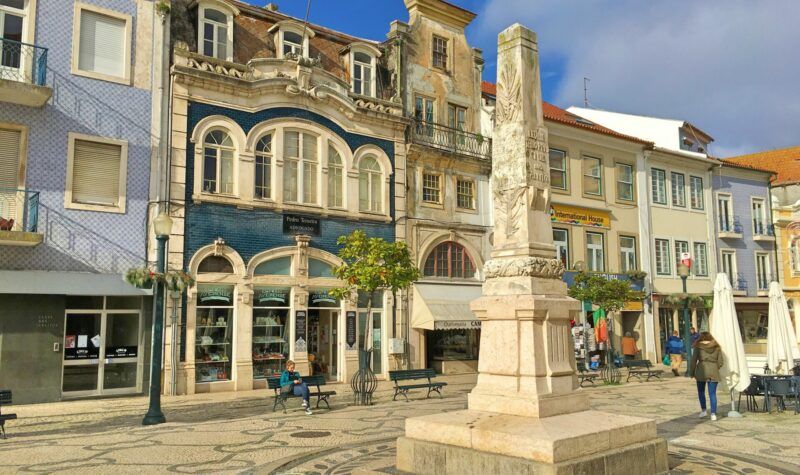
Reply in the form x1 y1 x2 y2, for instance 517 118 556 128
1 374 799 474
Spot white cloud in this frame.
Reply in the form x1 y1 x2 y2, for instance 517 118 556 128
473 0 800 156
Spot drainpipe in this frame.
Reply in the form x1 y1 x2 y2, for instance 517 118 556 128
768 182 780 284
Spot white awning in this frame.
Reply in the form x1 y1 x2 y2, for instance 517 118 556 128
0 270 151 296
411 283 482 331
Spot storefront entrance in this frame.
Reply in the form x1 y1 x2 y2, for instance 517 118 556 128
62 297 143 397
308 309 339 380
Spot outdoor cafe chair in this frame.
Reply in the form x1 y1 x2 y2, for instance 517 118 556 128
764 376 794 413
739 376 764 412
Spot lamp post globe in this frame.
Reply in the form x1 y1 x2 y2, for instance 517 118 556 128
143 209 173 425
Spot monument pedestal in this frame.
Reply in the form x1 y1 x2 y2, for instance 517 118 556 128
397 410 668 475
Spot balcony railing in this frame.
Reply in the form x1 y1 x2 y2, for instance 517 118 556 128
0 38 48 86
409 119 491 161
0 188 40 233
753 222 775 237
719 216 743 235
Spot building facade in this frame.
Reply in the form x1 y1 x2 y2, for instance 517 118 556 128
164 0 407 395
0 0 166 403
398 0 491 375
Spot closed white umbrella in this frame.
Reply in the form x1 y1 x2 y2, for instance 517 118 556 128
767 281 800 374
709 273 751 417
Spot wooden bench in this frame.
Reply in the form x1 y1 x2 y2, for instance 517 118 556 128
577 362 600 387
0 390 16 439
389 369 447 402
266 375 336 413
623 359 663 382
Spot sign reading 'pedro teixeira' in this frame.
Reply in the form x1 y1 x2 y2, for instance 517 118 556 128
283 213 320 236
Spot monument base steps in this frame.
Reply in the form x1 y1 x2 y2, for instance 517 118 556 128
397 410 669 475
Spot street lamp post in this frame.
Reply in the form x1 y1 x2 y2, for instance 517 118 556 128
677 263 693 377
143 210 173 426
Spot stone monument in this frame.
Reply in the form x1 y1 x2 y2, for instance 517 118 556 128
397 24 668 474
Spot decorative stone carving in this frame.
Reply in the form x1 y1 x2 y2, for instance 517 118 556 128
483 257 564 279
353 97 403 116
212 237 226 257
495 62 520 125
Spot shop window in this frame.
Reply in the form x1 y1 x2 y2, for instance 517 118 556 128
252 287 290 379
253 256 292 276
195 285 234 382
423 241 476 279
308 288 339 308
203 129 235 195
357 290 384 308
198 255 233 273
309 258 334 278
428 329 480 362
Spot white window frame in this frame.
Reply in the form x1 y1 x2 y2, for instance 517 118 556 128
64 132 128 213
674 240 689 274
0 0 36 81
792 239 800 273
651 168 667 205
0 121 28 189
670 171 686 207
421 171 443 205
751 197 767 236
693 242 709 277
553 228 569 268
455 176 476 211
326 143 345 209
283 130 320 205
716 192 734 232
254 133 273 200
348 43 380 98
358 155 383 213
586 231 605 272
582 156 603 197
620 235 637 272
689 175 704 210
654 238 671 276
202 128 236 195
432 34 448 70
197 1 235 62
720 249 737 283
549 148 568 191
616 162 634 202
755 252 770 291
71 2 132 85
271 20 314 59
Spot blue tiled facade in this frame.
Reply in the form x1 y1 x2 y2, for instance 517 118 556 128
0 0 152 274
712 171 776 296
184 102 396 264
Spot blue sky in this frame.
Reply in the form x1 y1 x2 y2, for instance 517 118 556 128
261 0 800 157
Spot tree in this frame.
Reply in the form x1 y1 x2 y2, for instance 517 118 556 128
568 272 645 314
329 230 420 353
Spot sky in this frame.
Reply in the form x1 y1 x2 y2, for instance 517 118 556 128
259 0 800 157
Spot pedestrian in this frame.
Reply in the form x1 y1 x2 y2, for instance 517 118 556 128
666 331 685 376
690 326 700 345
621 332 638 360
280 360 312 415
690 332 724 421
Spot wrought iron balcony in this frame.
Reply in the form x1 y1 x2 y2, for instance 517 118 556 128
409 119 491 161
0 188 41 246
753 222 776 240
0 38 51 107
718 216 743 237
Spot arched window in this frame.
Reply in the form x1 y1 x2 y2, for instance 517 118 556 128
309 258 334 278
352 51 374 97
283 131 318 204
254 256 292 276
198 5 233 61
423 242 476 278
327 145 344 208
359 155 382 213
198 255 234 273
203 130 234 194
255 134 272 199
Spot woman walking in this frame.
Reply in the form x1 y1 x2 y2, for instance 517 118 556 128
280 360 313 415
690 332 724 421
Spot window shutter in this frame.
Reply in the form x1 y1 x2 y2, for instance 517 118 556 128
0 129 21 189
79 10 126 77
72 139 121 206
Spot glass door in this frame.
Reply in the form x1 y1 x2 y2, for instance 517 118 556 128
372 311 382 374
329 311 338 380
0 1 24 78
63 313 102 394
103 312 140 392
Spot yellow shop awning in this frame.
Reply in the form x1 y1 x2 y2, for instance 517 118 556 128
411 283 482 331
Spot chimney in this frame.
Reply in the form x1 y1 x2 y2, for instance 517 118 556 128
265 3 278 12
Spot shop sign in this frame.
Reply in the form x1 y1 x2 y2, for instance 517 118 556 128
283 214 321 236
345 311 357 350
308 289 338 307
105 346 138 358
295 310 307 352
434 320 482 330
198 285 233 304
550 204 610 228
255 287 290 306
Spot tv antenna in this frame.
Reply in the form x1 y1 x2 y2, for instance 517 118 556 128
583 77 590 107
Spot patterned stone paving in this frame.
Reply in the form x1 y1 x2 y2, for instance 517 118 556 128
1 375 799 474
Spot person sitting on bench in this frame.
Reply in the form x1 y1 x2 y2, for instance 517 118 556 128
280 360 312 415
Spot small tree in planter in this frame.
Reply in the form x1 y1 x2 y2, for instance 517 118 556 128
329 230 420 405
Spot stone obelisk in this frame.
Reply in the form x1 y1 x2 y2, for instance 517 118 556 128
397 24 668 474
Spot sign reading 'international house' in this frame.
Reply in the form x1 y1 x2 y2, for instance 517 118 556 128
550 204 610 228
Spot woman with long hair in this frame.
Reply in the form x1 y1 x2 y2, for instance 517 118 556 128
690 332 724 421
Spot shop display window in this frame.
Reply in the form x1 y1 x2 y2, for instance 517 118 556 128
252 287 290 378
429 329 480 361
195 285 234 382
